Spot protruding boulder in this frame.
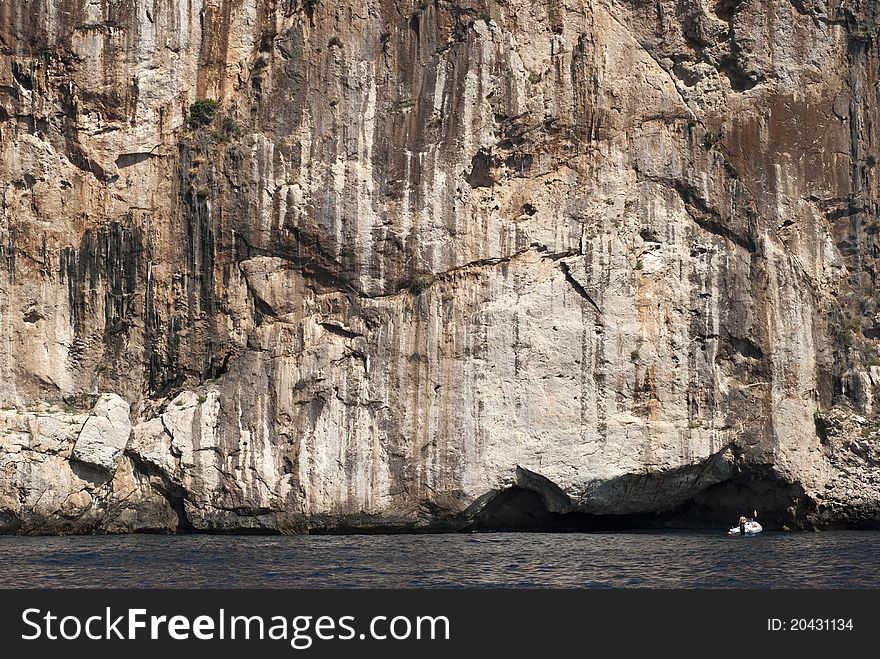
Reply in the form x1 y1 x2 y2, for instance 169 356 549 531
71 393 132 473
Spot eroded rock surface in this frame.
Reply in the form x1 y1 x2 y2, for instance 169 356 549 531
1 1 880 533
71 393 131 472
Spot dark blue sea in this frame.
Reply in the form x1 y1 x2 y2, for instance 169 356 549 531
1 531 878 588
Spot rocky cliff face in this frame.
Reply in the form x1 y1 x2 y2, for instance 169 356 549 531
1 0 879 534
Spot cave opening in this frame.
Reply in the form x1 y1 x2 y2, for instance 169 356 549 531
463 472 820 532
462 486 661 532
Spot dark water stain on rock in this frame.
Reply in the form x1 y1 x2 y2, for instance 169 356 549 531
59 220 144 350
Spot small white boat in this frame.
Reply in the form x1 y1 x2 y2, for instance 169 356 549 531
728 520 762 535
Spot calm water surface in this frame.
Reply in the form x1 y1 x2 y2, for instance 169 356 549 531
1 531 878 588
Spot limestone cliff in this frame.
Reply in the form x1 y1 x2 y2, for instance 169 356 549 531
1 0 879 533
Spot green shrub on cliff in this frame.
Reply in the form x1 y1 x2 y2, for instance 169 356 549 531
222 114 241 139
409 274 436 295
190 98 219 126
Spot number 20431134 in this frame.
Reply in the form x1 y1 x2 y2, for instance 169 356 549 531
768 618 854 631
